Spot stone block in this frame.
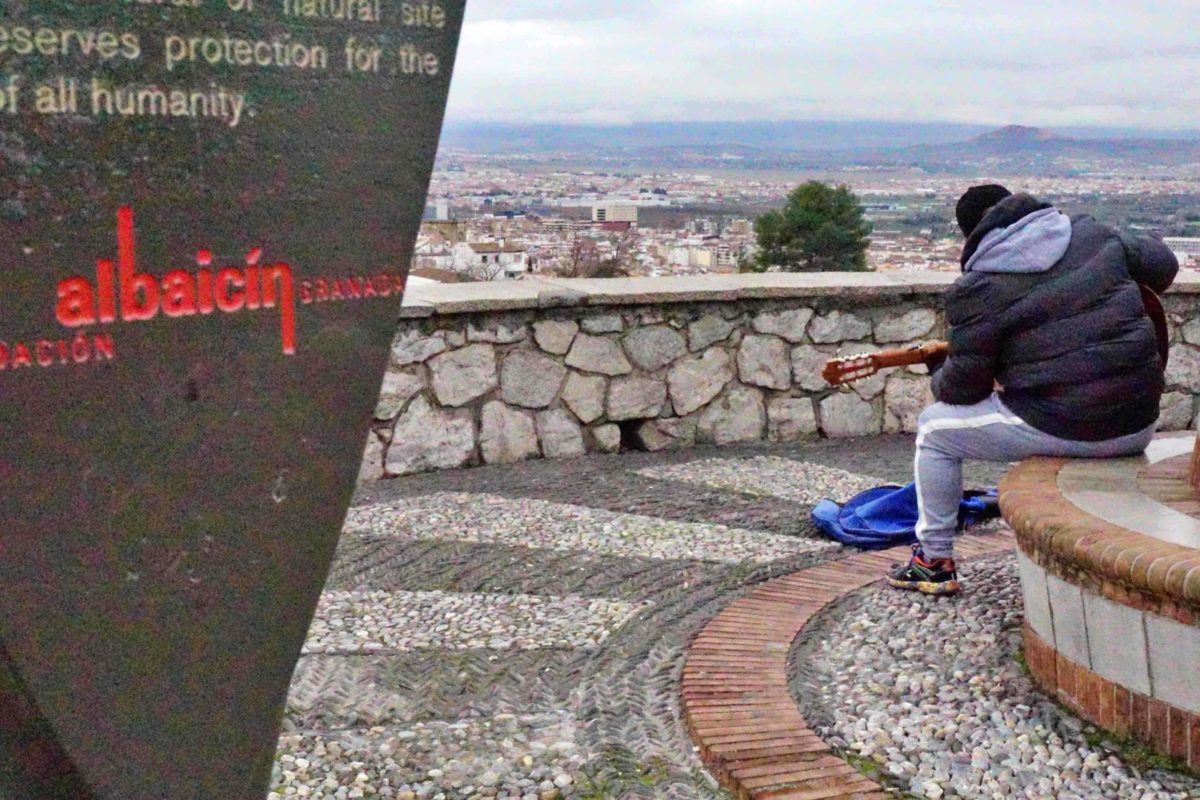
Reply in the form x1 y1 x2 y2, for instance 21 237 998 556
580 313 624 334
386 396 476 475
437 328 467 348
791 345 835 393
391 329 447 367
561 372 606 424
374 369 426 420
1166 344 1200 392
737 335 791 390
767 397 818 442
1158 392 1195 432
635 308 665 326
698 387 765 445
751 307 814 343
1181 317 1200 345
429 344 498 407
875 308 936 343
622 326 687 372
1047 574 1091 669
809 311 871 344
637 418 697 452
500 351 568 409
1083 590 1151 696
1146 613 1200 713
818 393 882 438
357 431 387 483
688 314 735 351
565 335 633 376
592 424 622 453
668 349 734 416
1016 551 1054 645
480 402 539 465
533 319 579 355
883 376 934 434
536 409 586 459
467 319 527 344
607 377 668 421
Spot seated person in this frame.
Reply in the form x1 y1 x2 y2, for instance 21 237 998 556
887 185 1179 596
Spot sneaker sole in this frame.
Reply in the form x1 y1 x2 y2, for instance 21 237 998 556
886 577 961 596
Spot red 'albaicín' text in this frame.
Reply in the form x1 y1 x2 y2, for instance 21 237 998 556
55 207 298 354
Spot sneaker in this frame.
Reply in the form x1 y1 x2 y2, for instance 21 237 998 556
887 546 960 596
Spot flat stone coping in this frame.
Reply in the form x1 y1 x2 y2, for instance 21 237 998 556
1001 434 1200 617
399 271 1200 318
681 532 1015 800
1058 435 1200 549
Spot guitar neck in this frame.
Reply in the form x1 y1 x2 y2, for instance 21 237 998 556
873 341 949 369
822 340 950 387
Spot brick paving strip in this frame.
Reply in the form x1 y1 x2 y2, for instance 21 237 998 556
682 532 1016 800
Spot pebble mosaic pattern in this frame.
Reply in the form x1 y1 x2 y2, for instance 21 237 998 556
274 712 586 799
272 439 1197 800
286 650 579 729
637 456 882 506
303 590 649 655
344 492 835 564
794 555 1200 800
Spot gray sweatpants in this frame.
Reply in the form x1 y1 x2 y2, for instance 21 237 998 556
915 393 1156 560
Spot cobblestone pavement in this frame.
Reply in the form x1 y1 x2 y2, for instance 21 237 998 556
791 555 1200 800
272 436 1013 800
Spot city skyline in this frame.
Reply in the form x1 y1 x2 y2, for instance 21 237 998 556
445 0 1200 131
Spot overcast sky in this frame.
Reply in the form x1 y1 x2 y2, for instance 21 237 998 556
444 0 1200 130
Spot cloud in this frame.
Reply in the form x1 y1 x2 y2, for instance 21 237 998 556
444 0 1200 129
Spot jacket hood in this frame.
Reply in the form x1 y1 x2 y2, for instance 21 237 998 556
962 195 1072 274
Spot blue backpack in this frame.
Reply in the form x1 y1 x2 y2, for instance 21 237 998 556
811 483 1000 550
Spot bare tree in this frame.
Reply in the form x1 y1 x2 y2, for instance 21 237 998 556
561 234 600 278
553 228 635 279
604 226 638 276
466 256 507 282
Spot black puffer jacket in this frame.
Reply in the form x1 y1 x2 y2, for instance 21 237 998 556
932 193 1179 441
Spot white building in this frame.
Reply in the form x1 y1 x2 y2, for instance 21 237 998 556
452 242 531 280
668 246 716 271
592 204 638 224
1164 237 1200 265
412 237 455 272
728 219 753 236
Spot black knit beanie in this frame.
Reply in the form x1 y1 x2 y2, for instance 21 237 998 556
956 184 1012 236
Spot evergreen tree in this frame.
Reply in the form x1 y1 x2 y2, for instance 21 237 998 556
751 182 872 272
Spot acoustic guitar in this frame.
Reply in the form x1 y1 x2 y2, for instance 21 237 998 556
822 285 1170 388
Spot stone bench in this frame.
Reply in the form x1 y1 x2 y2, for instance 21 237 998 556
1000 434 1200 773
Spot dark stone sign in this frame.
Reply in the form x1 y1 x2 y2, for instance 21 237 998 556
0 2 464 797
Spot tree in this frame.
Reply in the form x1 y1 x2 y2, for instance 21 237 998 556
752 182 872 272
553 228 634 279
467 255 507 282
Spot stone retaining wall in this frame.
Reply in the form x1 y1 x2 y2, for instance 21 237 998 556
361 272 1200 480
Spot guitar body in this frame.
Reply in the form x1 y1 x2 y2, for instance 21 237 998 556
1139 284 1170 367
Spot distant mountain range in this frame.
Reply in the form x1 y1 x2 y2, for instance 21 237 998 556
903 124 1200 173
439 121 1200 175
972 125 1067 147
440 120 998 153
